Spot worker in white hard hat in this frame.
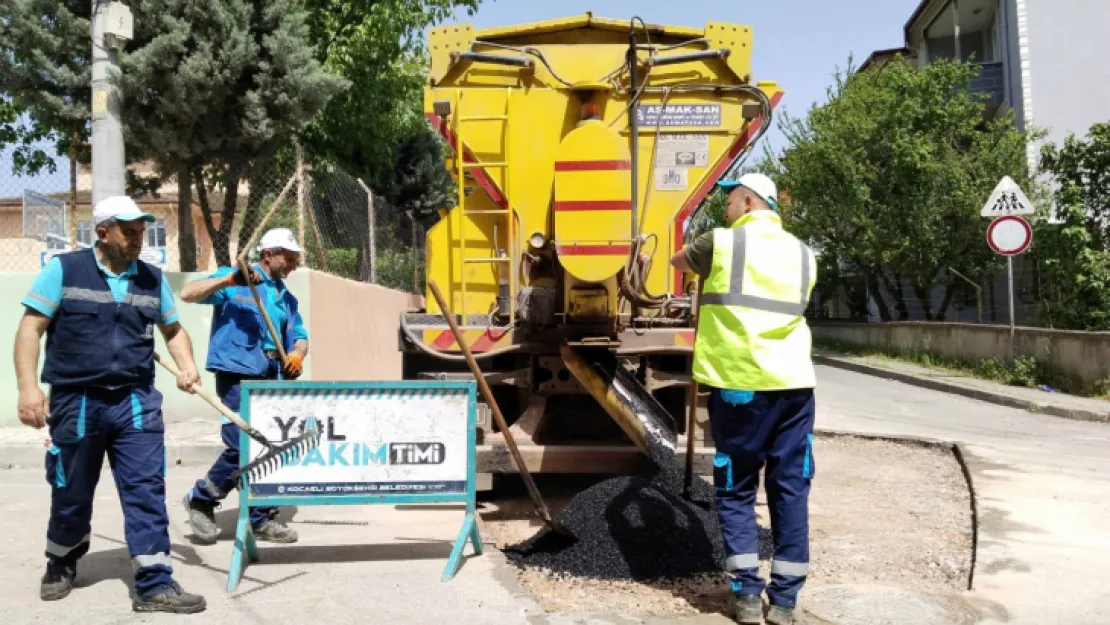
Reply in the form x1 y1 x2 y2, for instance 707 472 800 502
670 173 818 625
177 227 310 545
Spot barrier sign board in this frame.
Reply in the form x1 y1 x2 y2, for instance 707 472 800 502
228 380 481 590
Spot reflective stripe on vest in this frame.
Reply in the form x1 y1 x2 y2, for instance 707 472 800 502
61 286 161 314
699 226 814 316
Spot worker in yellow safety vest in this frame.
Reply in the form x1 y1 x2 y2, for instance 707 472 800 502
671 172 817 625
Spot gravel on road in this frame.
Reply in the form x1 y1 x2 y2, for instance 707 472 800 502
480 435 973 618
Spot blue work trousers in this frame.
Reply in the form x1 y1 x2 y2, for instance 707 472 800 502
708 387 816 609
188 370 277 527
44 385 174 595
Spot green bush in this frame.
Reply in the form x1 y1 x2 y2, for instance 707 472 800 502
813 337 1097 396
326 248 359 280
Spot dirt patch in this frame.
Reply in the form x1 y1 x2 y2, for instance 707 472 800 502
477 435 973 617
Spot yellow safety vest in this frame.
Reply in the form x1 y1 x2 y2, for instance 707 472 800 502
692 210 818 391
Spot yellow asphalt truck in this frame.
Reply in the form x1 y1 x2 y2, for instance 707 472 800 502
398 12 783 477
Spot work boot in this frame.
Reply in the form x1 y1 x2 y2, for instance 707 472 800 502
132 582 206 614
765 605 795 625
182 493 221 544
728 594 764 624
253 517 298 543
40 559 77 601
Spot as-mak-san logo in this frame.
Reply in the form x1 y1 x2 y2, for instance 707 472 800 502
271 416 446 467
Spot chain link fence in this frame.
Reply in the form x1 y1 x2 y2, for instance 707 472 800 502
0 144 425 295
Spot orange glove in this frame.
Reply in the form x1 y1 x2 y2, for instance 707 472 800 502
224 268 263 287
283 352 303 378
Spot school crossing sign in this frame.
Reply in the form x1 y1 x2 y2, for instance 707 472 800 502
981 175 1034 218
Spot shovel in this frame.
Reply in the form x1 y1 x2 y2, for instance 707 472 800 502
427 279 576 541
683 277 704 499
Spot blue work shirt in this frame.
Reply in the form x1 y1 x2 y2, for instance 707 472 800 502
23 249 180 325
201 265 308 350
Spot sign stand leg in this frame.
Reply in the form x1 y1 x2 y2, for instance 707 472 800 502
228 512 249 591
1007 256 1015 359
228 461 258 592
468 514 484 555
442 511 481 582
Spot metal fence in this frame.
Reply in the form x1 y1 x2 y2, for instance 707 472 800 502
0 144 425 295
807 254 1047 326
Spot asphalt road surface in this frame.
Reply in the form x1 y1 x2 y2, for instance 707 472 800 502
0 364 1107 624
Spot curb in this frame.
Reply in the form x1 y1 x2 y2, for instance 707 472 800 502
3 442 226 470
814 354 1110 424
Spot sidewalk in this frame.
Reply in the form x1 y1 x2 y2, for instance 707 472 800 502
815 351 1110 424
1 418 224 469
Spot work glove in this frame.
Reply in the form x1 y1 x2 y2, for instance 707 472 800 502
225 268 263 287
283 352 304 379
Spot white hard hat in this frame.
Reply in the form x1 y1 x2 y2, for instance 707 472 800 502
93 196 156 226
717 173 778 209
257 228 304 254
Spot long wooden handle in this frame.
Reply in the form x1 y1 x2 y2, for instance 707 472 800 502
154 352 253 432
683 277 704 493
237 258 288 365
427 279 551 511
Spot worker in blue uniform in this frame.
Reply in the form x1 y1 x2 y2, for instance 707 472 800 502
179 227 309 545
671 174 818 625
14 196 207 613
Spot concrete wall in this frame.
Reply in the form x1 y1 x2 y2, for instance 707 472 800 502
812 321 1110 388
306 271 423 381
0 269 417 427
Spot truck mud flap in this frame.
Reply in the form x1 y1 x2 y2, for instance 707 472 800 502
560 343 678 469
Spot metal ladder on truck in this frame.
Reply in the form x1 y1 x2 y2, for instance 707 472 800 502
453 87 516 326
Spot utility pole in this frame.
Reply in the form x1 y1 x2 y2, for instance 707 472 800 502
91 1 133 206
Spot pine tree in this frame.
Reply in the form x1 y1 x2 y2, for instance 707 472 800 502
119 0 347 268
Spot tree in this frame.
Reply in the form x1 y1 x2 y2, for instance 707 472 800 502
1 0 346 269
1 97 52 175
0 1 90 170
288 0 480 280
300 0 480 193
118 0 347 269
1035 122 1110 330
775 56 1037 321
382 128 456 225
0 0 92 225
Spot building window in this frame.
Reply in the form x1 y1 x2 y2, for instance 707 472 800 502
76 221 92 247
147 219 167 248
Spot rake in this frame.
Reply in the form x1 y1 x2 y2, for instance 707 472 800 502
154 353 320 486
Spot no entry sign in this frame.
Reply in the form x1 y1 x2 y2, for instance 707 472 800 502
987 215 1032 256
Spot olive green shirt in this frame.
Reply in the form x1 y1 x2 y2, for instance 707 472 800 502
683 231 715 279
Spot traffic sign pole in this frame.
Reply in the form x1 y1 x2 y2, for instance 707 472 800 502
985 214 1032 353
982 176 1034 358
1007 256 1015 354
